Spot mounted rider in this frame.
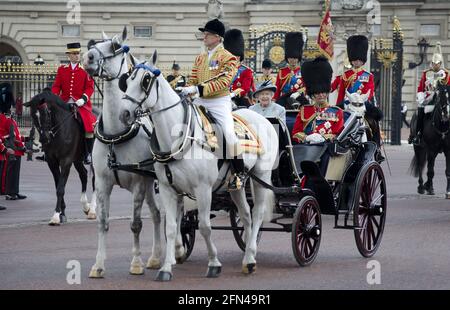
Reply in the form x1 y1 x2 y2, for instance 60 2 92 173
256 59 276 85
224 29 256 107
51 42 96 165
166 61 186 91
332 35 383 150
292 56 344 144
274 32 307 109
410 42 450 145
179 19 247 191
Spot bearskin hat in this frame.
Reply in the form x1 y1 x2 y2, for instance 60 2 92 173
301 56 333 97
262 59 272 69
224 29 245 61
347 35 368 63
284 32 304 61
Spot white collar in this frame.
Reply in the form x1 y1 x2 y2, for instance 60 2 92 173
71 62 78 70
207 44 222 60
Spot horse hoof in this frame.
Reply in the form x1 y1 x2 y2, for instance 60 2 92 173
206 266 222 278
242 263 256 274
49 213 61 226
60 214 67 223
418 187 425 194
146 258 161 270
426 189 435 195
129 264 145 275
87 211 97 220
154 271 173 282
89 267 105 278
48 221 60 226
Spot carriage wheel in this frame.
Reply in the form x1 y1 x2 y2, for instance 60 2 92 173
180 210 197 262
291 196 322 267
229 206 263 252
353 162 387 258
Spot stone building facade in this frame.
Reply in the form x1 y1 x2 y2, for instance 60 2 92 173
1 0 450 110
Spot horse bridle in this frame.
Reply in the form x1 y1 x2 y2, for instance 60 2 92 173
88 39 130 81
432 85 450 137
35 99 76 143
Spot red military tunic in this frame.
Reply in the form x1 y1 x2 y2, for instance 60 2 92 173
417 68 450 93
230 64 255 98
51 63 96 133
292 104 344 143
274 65 304 100
0 113 24 160
335 68 374 106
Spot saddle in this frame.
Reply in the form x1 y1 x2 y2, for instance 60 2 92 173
194 105 264 155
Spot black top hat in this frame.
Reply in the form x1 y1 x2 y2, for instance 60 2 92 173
347 35 368 63
262 59 272 69
253 80 277 98
66 42 81 53
301 56 333 97
199 19 225 37
284 32 304 61
224 29 245 61
172 61 180 71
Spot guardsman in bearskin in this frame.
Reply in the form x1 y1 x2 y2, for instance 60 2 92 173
410 42 450 145
179 19 247 190
0 82 26 201
333 35 383 151
292 57 344 144
256 59 276 85
51 42 96 165
166 61 186 91
224 29 255 107
274 32 306 109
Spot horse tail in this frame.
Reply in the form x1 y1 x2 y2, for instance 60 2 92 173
409 144 427 177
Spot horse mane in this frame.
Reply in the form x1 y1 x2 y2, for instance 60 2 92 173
41 90 72 112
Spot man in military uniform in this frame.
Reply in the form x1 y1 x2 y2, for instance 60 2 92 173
410 42 450 145
0 82 26 201
256 59 276 85
179 19 246 190
274 32 306 109
292 57 344 144
333 35 383 152
166 61 186 91
51 42 96 164
224 29 255 107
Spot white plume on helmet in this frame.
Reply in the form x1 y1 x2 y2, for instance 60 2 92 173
431 42 444 67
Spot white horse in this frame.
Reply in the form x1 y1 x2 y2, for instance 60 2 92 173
121 53 278 281
82 28 163 277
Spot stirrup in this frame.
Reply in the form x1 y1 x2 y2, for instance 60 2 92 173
227 173 245 191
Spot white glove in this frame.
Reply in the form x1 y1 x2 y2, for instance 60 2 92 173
417 92 425 106
230 91 236 98
180 86 198 96
305 133 325 144
75 98 85 107
290 92 300 100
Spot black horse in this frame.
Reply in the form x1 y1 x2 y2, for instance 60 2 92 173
409 84 450 198
24 89 97 224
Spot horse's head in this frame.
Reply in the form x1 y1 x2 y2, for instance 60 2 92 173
436 84 450 124
83 26 131 80
120 51 162 111
24 89 54 146
344 90 369 117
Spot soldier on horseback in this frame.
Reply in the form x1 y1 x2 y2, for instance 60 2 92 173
224 29 256 108
274 32 307 109
178 19 246 191
166 61 186 91
51 42 97 165
332 35 383 157
410 42 450 145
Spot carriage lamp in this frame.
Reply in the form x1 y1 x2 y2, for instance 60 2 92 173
34 54 44 65
408 38 430 69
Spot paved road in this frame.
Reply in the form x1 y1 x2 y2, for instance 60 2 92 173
1 143 450 290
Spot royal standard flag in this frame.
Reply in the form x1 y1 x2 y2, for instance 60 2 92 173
317 0 334 60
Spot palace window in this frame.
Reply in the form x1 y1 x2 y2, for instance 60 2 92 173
61 25 80 37
134 26 153 38
419 24 441 37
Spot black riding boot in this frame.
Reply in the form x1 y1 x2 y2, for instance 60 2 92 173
411 107 425 145
84 137 94 165
228 156 246 191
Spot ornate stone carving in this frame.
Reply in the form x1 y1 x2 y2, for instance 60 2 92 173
207 0 224 20
341 0 365 10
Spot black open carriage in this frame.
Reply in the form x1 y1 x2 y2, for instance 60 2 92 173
179 110 387 266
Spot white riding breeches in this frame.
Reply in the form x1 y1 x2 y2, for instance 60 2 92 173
193 95 240 158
